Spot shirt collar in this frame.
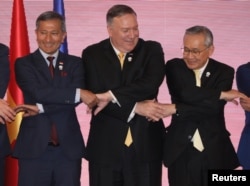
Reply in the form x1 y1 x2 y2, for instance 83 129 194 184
196 59 209 77
39 49 59 65
109 39 127 56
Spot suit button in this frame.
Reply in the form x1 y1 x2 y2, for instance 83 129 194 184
188 135 192 140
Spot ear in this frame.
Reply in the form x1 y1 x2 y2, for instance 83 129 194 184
208 45 215 56
61 32 67 43
107 25 113 37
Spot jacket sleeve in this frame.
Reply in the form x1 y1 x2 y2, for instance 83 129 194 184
166 59 234 121
15 54 83 114
236 63 250 97
0 44 10 98
102 42 165 122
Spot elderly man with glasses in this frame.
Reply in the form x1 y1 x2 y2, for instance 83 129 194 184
140 25 246 186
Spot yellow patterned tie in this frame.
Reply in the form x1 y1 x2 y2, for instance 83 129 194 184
118 52 125 69
124 127 133 147
192 69 204 151
192 129 204 152
193 69 201 87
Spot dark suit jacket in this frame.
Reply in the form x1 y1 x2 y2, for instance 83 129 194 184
0 43 11 158
163 58 239 169
82 38 165 164
13 49 85 160
236 62 250 169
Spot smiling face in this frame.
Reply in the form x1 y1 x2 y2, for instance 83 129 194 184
35 19 66 55
183 33 214 70
107 13 139 53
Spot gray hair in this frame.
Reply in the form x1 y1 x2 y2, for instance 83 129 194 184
36 11 66 32
185 25 213 47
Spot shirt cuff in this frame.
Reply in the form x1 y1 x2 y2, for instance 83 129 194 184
127 103 136 122
75 88 80 103
109 90 121 107
36 103 44 113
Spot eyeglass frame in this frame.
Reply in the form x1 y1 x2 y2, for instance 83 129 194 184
181 46 209 56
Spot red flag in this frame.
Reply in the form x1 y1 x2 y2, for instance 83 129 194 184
5 0 30 185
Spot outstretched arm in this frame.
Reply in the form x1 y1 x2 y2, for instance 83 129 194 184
14 104 39 117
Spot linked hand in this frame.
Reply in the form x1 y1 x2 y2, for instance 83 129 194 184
135 100 176 122
80 89 99 109
14 104 39 117
239 97 250 111
0 99 16 123
94 92 112 115
135 100 163 122
220 89 247 105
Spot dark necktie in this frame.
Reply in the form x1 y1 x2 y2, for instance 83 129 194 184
47 56 55 77
47 56 58 145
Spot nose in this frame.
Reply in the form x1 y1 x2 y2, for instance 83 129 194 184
44 33 52 42
184 51 196 59
187 51 195 57
128 30 135 38
128 29 139 39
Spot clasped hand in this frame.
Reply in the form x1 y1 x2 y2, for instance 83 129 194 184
14 104 39 117
0 99 16 123
0 99 40 123
135 100 176 122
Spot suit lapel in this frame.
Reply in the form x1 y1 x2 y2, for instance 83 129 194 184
121 40 144 84
181 60 196 87
103 41 121 70
32 50 52 81
54 52 65 78
201 59 213 87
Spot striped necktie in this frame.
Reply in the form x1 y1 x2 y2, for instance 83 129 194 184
47 56 58 145
47 56 55 77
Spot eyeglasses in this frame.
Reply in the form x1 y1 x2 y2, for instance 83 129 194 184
181 47 208 56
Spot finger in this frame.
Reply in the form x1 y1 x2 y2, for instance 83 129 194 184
86 107 92 114
5 113 15 122
14 108 25 113
0 100 9 105
88 98 98 109
94 108 100 116
231 99 238 105
4 116 13 123
0 116 5 124
23 113 30 117
88 102 96 109
147 114 160 122
2 108 15 119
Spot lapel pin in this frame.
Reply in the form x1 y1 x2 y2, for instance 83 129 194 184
206 72 210 77
128 53 133 62
59 62 64 70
